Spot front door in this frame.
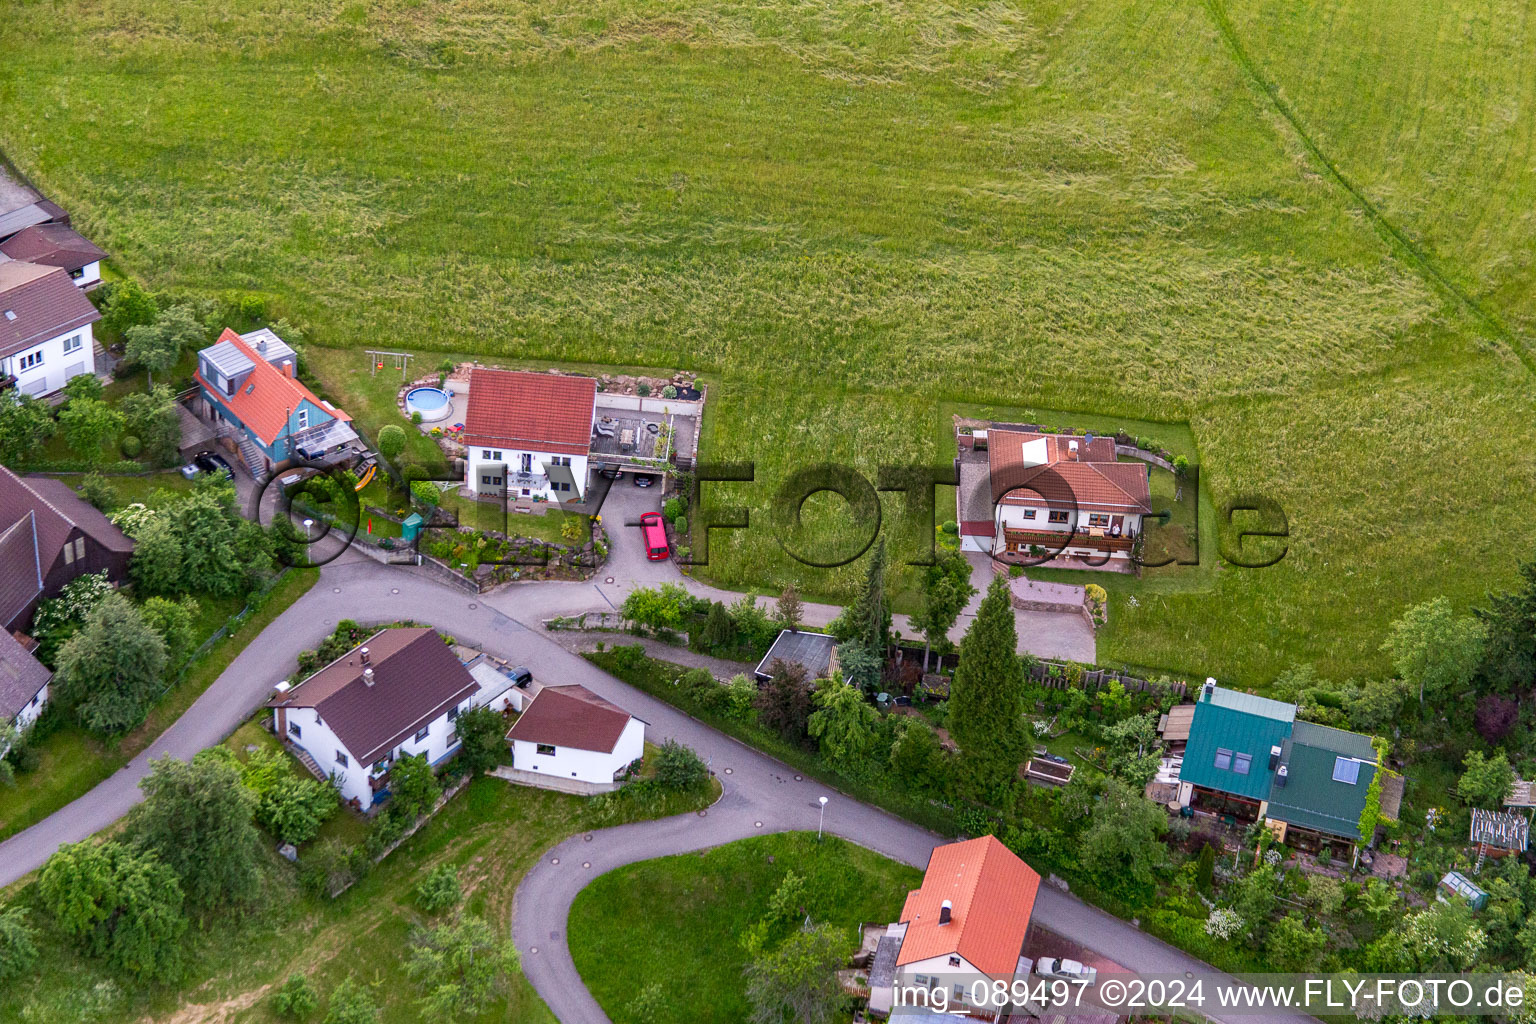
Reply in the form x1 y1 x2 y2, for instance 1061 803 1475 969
521 453 533 474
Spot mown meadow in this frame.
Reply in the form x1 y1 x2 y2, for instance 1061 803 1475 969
3 0 1534 684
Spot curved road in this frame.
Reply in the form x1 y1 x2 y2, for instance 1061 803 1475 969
0 499 1307 1023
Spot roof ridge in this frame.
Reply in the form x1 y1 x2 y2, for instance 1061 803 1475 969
1083 461 1144 504
282 626 392 698
2 466 76 530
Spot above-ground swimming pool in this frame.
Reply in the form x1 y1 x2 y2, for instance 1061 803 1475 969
405 386 453 423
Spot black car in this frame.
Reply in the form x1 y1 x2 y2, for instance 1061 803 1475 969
506 666 533 688
632 473 656 488
597 465 623 480
180 450 234 480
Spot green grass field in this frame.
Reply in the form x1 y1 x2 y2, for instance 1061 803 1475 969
569 833 920 1024
4 0 1534 684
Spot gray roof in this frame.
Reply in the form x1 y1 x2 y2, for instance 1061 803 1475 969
867 934 901 994
1204 685 1296 723
754 629 837 680
0 627 50 722
200 339 255 378
0 204 52 241
1290 720 1377 760
239 327 296 364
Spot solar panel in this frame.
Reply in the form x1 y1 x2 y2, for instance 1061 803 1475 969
1332 757 1360 785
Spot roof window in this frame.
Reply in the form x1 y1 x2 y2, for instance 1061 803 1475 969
1332 757 1360 785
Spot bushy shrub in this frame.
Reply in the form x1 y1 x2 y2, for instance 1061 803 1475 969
119 434 142 458
661 384 677 399
272 973 320 1020
636 383 651 397
651 740 708 790
376 424 406 459
78 472 116 511
414 865 462 914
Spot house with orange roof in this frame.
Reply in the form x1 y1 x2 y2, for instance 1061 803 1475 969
462 367 597 501
956 425 1151 569
192 328 361 480
867 835 1041 1020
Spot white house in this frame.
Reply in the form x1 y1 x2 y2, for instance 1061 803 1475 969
957 428 1151 569
462 367 597 502
0 223 107 290
268 627 488 812
0 628 51 735
867 835 1040 1020
0 261 100 396
505 684 644 789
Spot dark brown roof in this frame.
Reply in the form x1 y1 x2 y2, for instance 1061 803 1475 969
463 368 596 457
0 514 43 630
268 627 476 765
0 224 106 273
505 684 633 753
21 476 135 554
0 625 50 722
0 261 101 359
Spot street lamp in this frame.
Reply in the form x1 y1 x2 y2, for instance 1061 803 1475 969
303 519 314 567
817 795 828 841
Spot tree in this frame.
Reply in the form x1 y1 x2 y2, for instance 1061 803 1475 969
909 548 976 671
376 423 406 460
410 479 441 510
1230 863 1282 940
0 392 57 465
125 304 203 384
1345 676 1408 733
324 976 380 1024
57 396 122 463
0 905 38 981
1080 778 1168 894
120 384 182 466
947 576 1025 790
1475 693 1520 744
806 680 878 771
1479 557 1536 693
889 716 943 791
1457 748 1516 809
272 973 321 1020
699 600 737 652
849 538 891 655
743 923 846 1024
1103 712 1159 757
258 774 339 845
76 472 116 511
139 594 199 668
128 751 261 913
63 370 104 403
453 705 507 775
389 754 439 821
53 592 168 734
1382 596 1485 705
777 586 803 631
652 739 709 790
174 488 246 596
621 583 696 633
1266 912 1327 972
130 513 185 595
38 840 187 981
754 660 814 741
406 915 519 1016
98 278 159 339
1194 844 1216 892
414 865 462 915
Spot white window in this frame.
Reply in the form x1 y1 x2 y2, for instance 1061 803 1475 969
415 725 430 743
1021 509 1036 520
536 743 556 756
1048 510 1069 524
288 721 302 739
336 750 349 768
1088 513 1110 527
64 541 76 565
18 350 42 372
296 409 308 429
62 334 82 355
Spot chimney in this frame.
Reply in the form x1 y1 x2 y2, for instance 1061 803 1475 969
1202 678 1215 701
282 359 295 378
939 900 952 925
1274 765 1288 788
360 647 370 665
1269 745 1282 771
363 667 375 687
1067 439 1079 461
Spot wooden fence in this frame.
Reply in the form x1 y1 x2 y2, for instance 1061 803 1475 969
1027 660 1187 698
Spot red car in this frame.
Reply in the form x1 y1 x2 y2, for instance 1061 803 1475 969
640 512 669 561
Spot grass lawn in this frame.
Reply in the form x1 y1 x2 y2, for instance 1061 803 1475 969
0 570 318 841
569 833 920 1024
0 763 719 1024
5 0 1535 686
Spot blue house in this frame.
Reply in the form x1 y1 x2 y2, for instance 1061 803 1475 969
192 328 360 480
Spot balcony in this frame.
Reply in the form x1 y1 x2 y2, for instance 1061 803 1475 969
1000 527 1135 554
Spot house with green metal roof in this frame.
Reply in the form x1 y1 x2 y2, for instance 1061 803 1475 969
1176 681 1382 859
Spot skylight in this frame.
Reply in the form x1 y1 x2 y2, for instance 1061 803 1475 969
1332 757 1360 785
1233 752 1252 775
1213 748 1232 771
3 310 15 321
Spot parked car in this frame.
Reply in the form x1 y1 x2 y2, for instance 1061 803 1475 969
640 512 669 560
597 465 623 480
632 473 656 488
506 666 533 688
1035 957 1097 986
180 450 233 480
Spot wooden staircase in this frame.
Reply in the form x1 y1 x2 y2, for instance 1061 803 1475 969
287 742 328 783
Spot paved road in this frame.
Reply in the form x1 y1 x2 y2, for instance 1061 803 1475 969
0 545 1311 1023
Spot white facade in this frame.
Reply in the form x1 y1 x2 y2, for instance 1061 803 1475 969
10 682 49 732
994 503 1142 562
70 261 102 290
466 445 589 502
2 322 95 397
893 951 1000 1019
510 716 644 785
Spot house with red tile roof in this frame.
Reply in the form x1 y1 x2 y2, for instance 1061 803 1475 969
0 260 101 397
0 223 107 290
504 684 644 790
956 425 1151 569
192 328 360 480
462 368 597 501
867 835 1041 1019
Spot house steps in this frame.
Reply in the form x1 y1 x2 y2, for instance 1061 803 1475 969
287 743 328 783
237 434 268 483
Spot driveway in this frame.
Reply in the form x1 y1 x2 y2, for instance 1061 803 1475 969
0 554 1309 1024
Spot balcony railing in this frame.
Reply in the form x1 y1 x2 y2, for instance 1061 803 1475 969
1001 527 1135 552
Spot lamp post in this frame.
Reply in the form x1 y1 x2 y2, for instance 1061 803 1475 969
303 519 313 566
817 795 828 841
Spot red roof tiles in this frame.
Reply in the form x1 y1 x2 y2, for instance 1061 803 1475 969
505 684 633 752
463 368 596 457
194 329 349 446
897 836 1040 977
988 430 1151 514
